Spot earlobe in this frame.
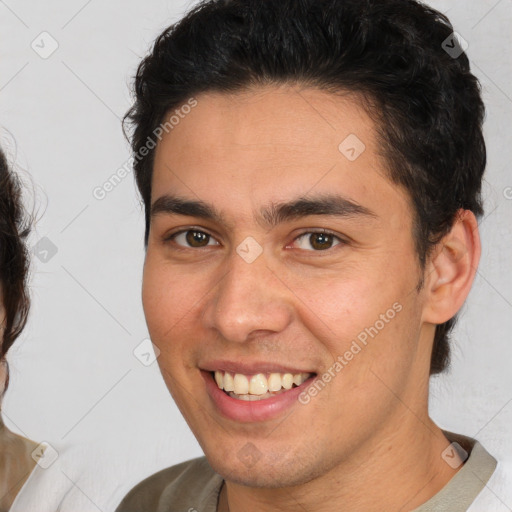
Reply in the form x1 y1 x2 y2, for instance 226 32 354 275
422 209 481 324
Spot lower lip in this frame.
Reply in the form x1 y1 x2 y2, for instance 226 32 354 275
201 370 315 423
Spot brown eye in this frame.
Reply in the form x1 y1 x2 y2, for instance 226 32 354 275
186 230 210 247
294 231 342 251
311 233 333 250
169 229 219 248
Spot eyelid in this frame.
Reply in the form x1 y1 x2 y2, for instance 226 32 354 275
164 225 216 238
163 227 221 247
290 228 346 250
163 227 347 251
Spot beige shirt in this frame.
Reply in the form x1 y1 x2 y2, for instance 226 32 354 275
0 416 38 512
116 432 497 512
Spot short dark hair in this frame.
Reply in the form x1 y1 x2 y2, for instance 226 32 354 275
124 0 486 375
0 146 31 390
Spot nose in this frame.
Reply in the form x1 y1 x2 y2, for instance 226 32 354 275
202 247 293 343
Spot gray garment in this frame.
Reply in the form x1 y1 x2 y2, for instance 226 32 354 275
116 432 497 512
411 431 497 511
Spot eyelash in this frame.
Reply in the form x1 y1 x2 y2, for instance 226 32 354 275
163 228 346 253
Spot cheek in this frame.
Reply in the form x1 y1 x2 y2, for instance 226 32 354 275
141 263 167 337
142 264 194 395
141 255 217 369
283 266 396 343
142 257 196 335
142 262 184 369
289 259 421 379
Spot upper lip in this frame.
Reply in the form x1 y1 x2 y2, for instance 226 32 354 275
200 360 316 375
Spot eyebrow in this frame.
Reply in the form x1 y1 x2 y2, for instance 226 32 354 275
151 193 377 229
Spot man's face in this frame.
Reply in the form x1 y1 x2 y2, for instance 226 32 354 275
143 86 434 487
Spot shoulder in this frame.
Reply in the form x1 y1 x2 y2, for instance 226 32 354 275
11 439 178 512
116 456 223 512
9 440 75 511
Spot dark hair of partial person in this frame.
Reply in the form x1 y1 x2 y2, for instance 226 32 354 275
0 147 31 392
123 0 486 375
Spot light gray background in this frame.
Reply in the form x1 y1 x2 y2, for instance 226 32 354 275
1 0 511 506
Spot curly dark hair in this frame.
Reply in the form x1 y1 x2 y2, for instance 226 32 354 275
0 146 31 390
124 0 486 375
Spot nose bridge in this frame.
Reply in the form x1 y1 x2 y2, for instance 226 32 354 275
205 247 291 343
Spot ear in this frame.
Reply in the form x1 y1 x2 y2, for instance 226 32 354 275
422 209 481 325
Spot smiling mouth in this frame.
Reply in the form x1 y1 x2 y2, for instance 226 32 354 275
212 370 315 401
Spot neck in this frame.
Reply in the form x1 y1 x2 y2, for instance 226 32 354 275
221 416 460 512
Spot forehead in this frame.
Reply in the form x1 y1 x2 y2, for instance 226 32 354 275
155 85 375 164
151 85 409 223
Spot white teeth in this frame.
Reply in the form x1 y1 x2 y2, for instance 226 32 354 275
228 390 286 400
213 370 312 399
215 371 224 389
249 374 268 395
223 372 234 392
231 393 262 401
282 373 293 390
233 374 249 394
268 373 282 392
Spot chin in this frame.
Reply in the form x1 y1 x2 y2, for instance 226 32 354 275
205 449 323 488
